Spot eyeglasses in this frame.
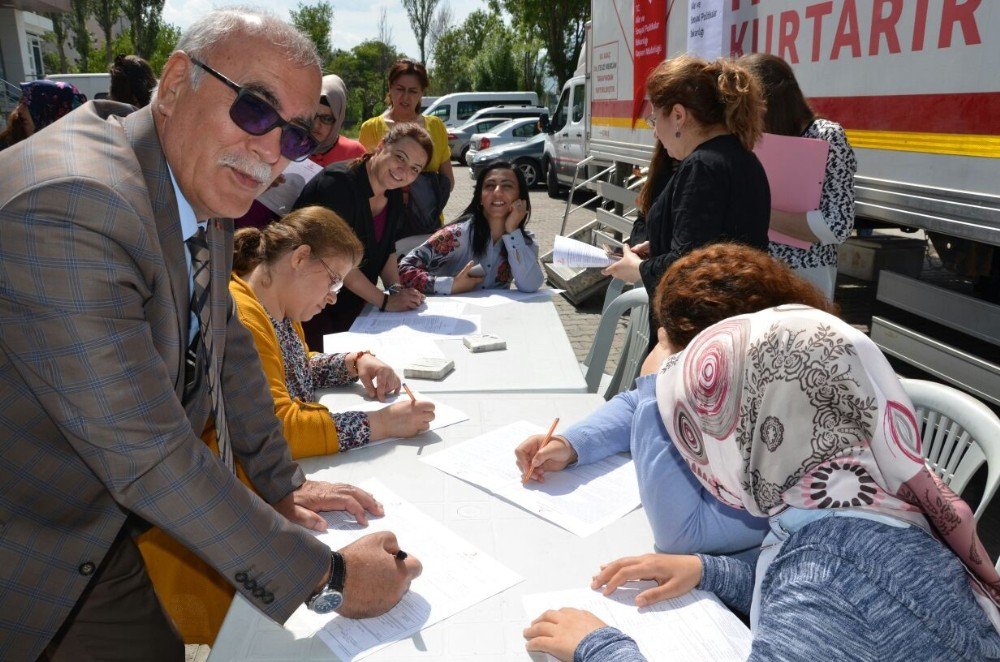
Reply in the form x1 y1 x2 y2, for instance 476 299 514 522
190 57 318 162
316 258 345 294
646 113 656 128
313 113 336 126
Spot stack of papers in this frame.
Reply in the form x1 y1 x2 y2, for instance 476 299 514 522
283 479 523 660
522 585 751 662
553 235 617 268
420 420 641 537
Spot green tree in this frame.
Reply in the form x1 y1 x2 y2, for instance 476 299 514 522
87 32 132 73
429 27 470 94
492 0 588 90
44 12 70 72
401 0 439 65
68 0 93 72
328 40 405 125
121 0 165 59
471 29 518 91
91 0 121 68
147 23 181 75
289 1 333 64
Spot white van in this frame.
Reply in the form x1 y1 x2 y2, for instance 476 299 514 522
465 104 549 124
423 91 539 127
42 73 112 101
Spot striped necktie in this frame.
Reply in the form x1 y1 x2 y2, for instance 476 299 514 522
186 226 233 471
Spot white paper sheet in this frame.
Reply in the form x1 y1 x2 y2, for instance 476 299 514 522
349 299 477 338
444 288 563 308
420 421 641 537
522 585 752 662
256 159 324 214
317 388 469 445
283 479 523 661
553 235 616 268
321 332 446 371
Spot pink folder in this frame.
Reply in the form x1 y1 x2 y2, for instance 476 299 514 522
753 133 830 250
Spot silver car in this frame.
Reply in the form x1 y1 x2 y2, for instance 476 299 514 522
465 118 542 166
447 117 511 163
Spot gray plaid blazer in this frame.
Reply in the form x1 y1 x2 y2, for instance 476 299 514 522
0 102 328 659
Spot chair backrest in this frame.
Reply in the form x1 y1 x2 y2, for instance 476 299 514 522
583 285 649 397
900 378 1000 520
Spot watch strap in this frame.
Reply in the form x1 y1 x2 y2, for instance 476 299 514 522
330 550 346 593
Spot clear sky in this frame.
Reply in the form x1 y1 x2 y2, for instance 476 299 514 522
162 0 489 63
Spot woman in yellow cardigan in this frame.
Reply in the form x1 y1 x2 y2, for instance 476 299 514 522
139 206 435 643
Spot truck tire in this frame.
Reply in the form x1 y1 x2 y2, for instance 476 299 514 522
459 145 470 165
514 158 541 188
546 159 562 198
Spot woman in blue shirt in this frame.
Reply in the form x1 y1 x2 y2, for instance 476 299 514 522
516 243 834 562
524 306 1000 662
398 161 543 295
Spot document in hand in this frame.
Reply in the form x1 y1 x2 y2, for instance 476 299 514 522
553 235 617 268
753 132 830 250
283 478 523 661
420 420 641 537
256 158 324 214
522 585 751 662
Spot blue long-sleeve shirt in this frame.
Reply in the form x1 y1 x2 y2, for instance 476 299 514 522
574 517 1000 662
563 374 768 556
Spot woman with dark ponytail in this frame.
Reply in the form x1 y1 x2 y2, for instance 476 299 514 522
604 55 771 346
108 54 157 107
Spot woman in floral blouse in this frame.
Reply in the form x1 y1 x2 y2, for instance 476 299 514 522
741 53 858 299
398 161 544 295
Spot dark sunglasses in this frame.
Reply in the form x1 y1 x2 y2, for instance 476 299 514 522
190 57 317 162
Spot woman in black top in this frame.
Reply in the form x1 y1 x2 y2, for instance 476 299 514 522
293 123 433 348
604 55 771 347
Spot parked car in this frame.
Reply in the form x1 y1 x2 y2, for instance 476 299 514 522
469 133 547 188
423 91 540 127
465 117 542 166
463 104 550 125
447 116 512 163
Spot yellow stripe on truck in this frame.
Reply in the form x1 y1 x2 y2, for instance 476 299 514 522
845 130 1000 159
591 117 999 159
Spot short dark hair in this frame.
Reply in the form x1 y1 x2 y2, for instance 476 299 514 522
388 58 429 90
109 54 157 107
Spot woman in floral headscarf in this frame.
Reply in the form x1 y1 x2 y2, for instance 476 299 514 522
525 306 1000 661
0 80 86 150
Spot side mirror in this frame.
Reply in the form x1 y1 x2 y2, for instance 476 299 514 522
538 114 550 133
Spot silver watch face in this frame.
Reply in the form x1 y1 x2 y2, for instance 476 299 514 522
311 589 343 614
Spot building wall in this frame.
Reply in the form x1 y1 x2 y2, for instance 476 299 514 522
0 9 53 83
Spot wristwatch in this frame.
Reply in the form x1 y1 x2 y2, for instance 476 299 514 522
306 550 346 614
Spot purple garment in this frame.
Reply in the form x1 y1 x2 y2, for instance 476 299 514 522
20 80 86 130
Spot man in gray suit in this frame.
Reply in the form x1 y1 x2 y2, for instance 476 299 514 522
0 9 420 660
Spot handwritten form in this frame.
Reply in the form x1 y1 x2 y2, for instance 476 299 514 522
317 388 470 445
282 479 523 661
350 301 481 338
420 421 640 537
522 585 752 662
553 235 616 268
257 158 324 214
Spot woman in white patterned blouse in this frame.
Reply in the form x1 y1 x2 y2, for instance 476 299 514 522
741 53 858 300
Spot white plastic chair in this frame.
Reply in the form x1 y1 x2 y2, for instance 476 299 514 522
581 285 649 399
900 378 1000 520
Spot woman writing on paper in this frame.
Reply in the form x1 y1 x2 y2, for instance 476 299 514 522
516 244 834 560
293 123 431 346
524 306 1000 661
138 207 435 644
398 161 544 295
602 55 771 347
741 53 858 299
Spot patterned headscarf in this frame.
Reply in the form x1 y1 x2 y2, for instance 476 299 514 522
656 305 1000 611
20 80 87 131
315 75 348 154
